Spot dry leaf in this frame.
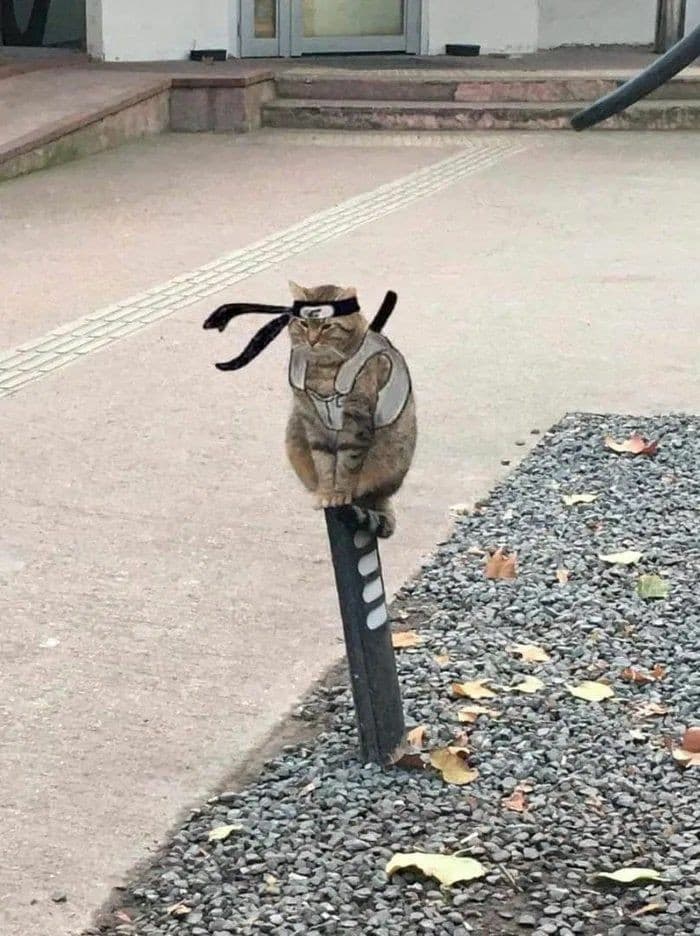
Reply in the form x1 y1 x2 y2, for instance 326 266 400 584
631 903 665 918
562 493 599 506
392 631 423 649
452 680 497 700
430 748 479 785
457 704 500 724
502 787 528 812
634 701 669 718
386 852 486 887
509 676 544 694
207 824 241 843
556 568 570 585
434 653 450 666
594 867 663 885
621 667 655 685
394 751 429 771
604 434 658 456
682 727 700 753
167 903 191 918
637 575 669 600
506 643 550 663
650 664 667 681
567 681 615 702
407 725 426 749
672 747 700 768
599 550 643 565
484 548 517 580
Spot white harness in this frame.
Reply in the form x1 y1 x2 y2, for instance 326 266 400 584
289 331 411 432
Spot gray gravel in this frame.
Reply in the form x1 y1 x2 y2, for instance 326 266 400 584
94 414 699 936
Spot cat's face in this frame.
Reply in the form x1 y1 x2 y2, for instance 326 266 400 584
287 282 366 362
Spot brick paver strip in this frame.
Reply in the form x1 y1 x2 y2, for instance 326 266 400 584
0 138 527 399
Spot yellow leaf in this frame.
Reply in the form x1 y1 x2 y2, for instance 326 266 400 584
562 493 599 506
567 681 615 702
593 867 663 885
509 676 544 694
637 575 669 600
599 550 643 565
406 725 426 749
386 852 486 887
392 631 423 649
457 704 500 723
672 748 700 768
207 825 241 843
556 568 570 585
452 680 497 700
506 644 550 663
604 434 658 456
429 749 479 786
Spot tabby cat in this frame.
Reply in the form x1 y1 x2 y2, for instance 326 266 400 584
285 282 416 538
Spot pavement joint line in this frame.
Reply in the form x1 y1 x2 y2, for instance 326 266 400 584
0 139 528 401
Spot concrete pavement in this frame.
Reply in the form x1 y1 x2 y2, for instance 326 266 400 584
1 129 698 936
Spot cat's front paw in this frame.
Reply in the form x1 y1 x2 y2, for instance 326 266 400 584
313 490 354 509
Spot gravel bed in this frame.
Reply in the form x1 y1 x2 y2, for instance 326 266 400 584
95 413 699 936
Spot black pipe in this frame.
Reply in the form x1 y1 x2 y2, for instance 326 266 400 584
571 23 700 130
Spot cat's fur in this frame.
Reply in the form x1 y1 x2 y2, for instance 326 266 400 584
285 282 416 538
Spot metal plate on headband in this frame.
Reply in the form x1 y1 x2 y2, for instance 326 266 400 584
298 304 335 320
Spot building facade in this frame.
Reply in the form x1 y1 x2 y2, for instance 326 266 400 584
2 1 700 61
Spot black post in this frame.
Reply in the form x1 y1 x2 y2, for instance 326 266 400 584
655 0 686 52
324 506 405 764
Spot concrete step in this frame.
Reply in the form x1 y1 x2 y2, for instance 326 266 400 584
262 97 700 131
276 69 700 104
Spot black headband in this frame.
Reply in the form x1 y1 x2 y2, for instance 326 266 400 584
203 291 397 371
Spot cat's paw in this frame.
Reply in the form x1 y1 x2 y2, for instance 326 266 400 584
314 490 354 509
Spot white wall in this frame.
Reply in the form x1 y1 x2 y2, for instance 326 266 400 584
428 0 539 55
538 0 656 48
88 0 230 61
686 0 700 34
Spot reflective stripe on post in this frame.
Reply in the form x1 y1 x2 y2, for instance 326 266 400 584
324 505 405 765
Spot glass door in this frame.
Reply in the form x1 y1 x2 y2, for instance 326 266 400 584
290 0 420 55
240 0 290 56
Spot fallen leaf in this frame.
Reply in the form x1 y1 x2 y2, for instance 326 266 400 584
451 732 471 750
621 667 655 685
452 680 497 700
594 867 663 885
637 575 669 600
508 676 544 694
599 550 643 565
634 701 669 718
392 630 423 649
167 903 191 918
386 852 486 887
207 825 241 843
407 725 426 749
434 653 450 666
604 434 659 456
429 748 479 786
506 643 550 663
562 493 599 506
567 681 615 702
502 787 528 812
682 727 700 753
672 747 700 768
556 568 570 585
631 902 665 918
650 664 667 681
457 704 500 723
393 751 428 771
484 548 517 580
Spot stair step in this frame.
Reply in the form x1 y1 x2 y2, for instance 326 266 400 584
276 70 700 104
262 98 700 131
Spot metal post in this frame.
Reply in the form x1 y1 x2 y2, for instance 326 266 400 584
324 506 405 764
655 0 687 52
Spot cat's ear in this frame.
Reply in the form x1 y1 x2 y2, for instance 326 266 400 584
288 280 307 301
336 286 357 300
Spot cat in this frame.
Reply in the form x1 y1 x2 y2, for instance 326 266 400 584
285 282 416 538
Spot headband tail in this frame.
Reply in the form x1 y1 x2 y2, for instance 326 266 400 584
203 303 290 333
369 291 397 334
215 313 290 371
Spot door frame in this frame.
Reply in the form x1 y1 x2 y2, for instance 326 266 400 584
239 0 421 57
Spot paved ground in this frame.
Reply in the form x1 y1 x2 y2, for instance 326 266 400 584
0 129 698 936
